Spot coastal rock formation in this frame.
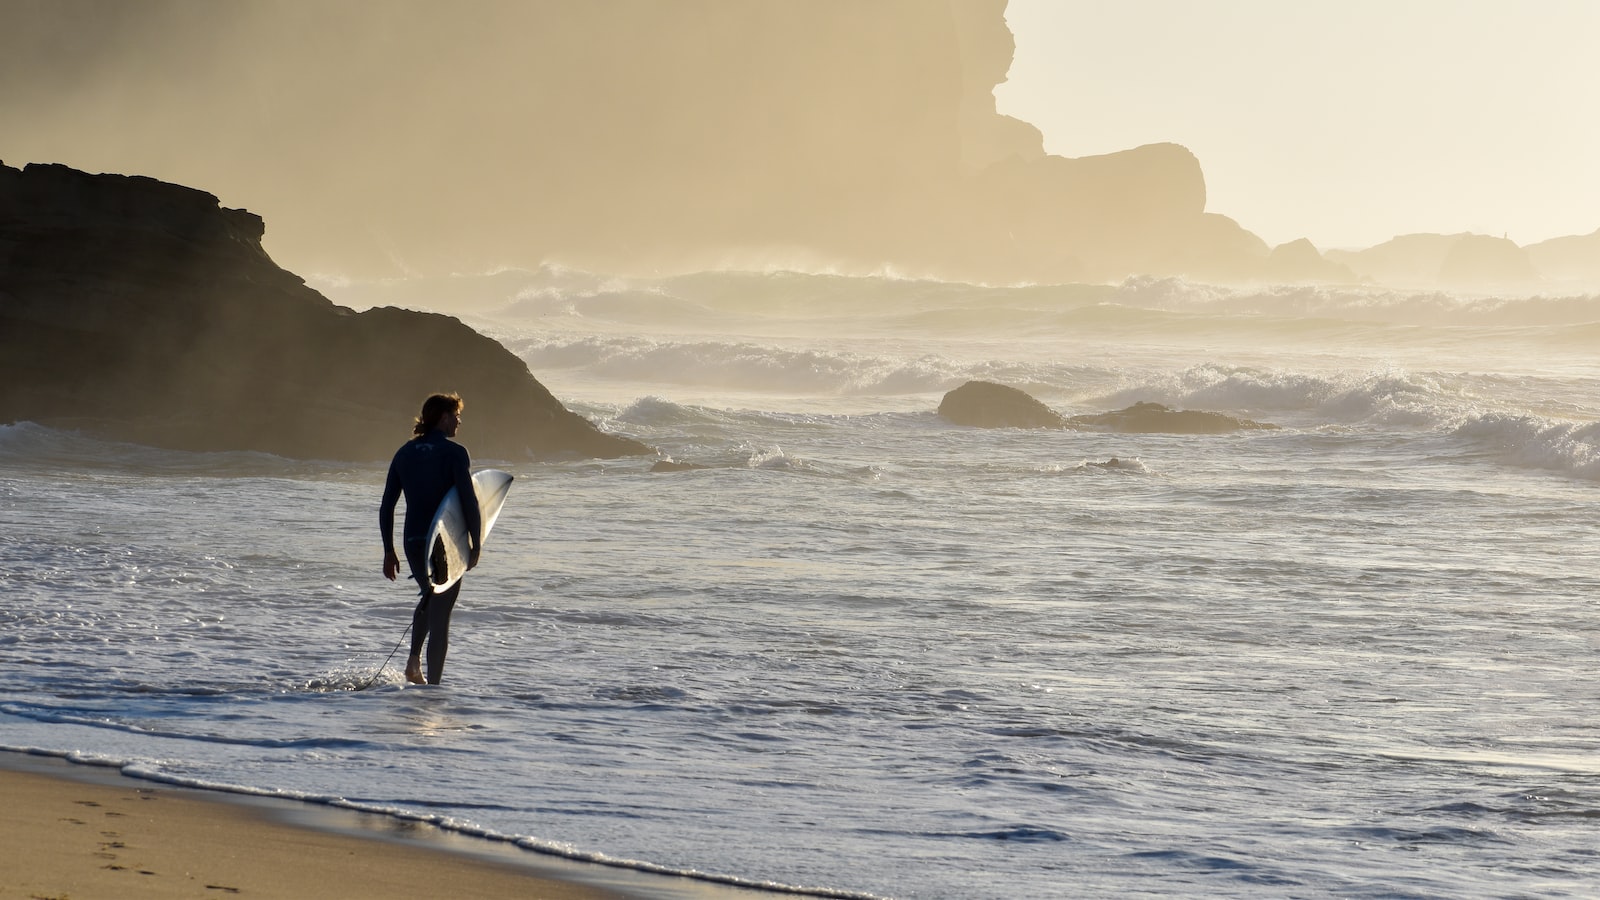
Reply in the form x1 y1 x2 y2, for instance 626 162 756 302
1325 234 1466 287
649 459 710 473
1262 238 1357 284
13 7 1585 289
947 142 1268 283
937 383 1276 434
0 162 650 462
1067 402 1277 434
1526 228 1600 284
1327 232 1540 289
1437 235 1539 287
2 1 1275 285
937 381 1067 429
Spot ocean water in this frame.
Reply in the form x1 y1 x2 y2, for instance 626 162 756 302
4 270 1599 898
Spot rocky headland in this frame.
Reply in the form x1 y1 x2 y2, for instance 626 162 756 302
6 5 1598 289
0 162 650 462
1526 228 1600 284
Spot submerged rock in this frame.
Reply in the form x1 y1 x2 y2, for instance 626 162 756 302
649 459 709 473
0 162 650 461
1067 401 1277 434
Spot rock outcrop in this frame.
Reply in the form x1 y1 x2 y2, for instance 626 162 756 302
1526 228 1600 284
1066 401 1277 434
1437 235 1539 288
1325 234 1466 287
1327 232 1540 289
937 381 1067 429
938 141 1277 283
1262 238 1357 283
649 459 710 473
937 382 1276 433
1 2 1279 285
0 162 650 462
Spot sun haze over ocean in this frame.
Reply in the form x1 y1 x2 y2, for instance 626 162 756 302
997 0 1600 251
2 0 1596 286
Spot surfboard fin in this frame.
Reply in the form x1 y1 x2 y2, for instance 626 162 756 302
429 536 448 585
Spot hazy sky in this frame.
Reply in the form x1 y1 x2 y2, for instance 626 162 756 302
995 0 1600 250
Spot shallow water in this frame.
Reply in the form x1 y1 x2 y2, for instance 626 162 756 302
4 271 1599 898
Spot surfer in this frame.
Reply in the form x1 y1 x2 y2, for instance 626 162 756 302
380 392 482 685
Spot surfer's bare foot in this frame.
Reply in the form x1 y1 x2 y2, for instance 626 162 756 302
404 655 425 684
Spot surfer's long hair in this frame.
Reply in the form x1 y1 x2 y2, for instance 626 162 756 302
413 392 463 437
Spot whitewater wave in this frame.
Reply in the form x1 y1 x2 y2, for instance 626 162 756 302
1046 457 1152 476
1110 275 1600 327
516 334 1588 421
607 370 1598 481
323 265 1600 330
1092 364 1474 426
504 334 1053 397
24 265 1600 483
1454 415 1600 480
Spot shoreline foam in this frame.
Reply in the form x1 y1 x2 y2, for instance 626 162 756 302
0 750 777 900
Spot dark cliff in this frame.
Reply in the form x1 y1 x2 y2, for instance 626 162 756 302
0 162 650 462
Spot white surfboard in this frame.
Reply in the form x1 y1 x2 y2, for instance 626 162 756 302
422 468 514 592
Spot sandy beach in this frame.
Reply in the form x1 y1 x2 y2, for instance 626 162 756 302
1 753 636 899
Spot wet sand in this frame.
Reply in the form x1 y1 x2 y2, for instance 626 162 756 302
1 752 754 900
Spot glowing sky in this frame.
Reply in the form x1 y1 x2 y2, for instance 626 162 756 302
995 0 1600 250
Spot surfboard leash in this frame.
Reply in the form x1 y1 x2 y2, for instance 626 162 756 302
359 622 414 691
358 570 432 690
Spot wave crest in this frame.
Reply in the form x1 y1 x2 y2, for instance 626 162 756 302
1455 415 1600 480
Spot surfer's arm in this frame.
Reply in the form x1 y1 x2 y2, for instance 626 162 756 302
379 461 403 579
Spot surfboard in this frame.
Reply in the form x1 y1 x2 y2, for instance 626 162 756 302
422 468 514 592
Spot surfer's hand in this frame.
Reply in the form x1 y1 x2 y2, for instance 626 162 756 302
383 550 400 581
468 546 481 571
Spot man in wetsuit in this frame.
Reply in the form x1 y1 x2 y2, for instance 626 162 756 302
380 393 482 685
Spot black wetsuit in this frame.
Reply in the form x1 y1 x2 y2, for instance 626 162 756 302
379 429 481 684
